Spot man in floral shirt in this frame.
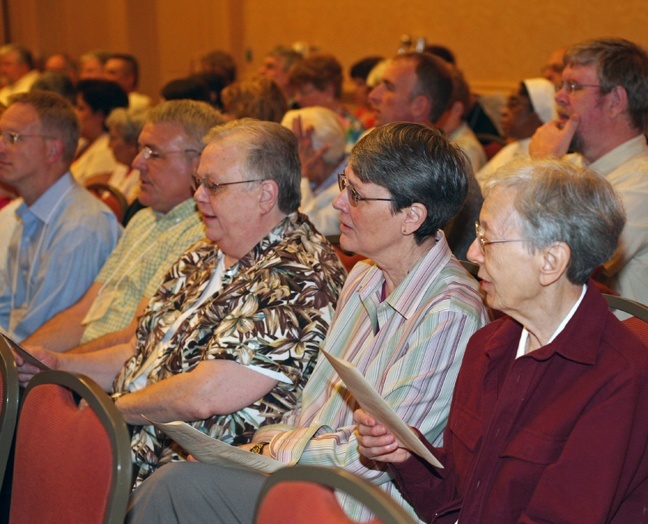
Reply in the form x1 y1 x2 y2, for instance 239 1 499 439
18 119 346 484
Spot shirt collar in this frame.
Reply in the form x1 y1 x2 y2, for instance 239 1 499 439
588 134 648 175
357 230 453 320
152 197 198 223
16 172 75 223
516 285 587 358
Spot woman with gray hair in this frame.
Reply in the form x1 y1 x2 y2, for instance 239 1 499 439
105 107 148 203
356 158 648 523
281 106 347 236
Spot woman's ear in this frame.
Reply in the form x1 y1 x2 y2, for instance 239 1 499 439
539 242 571 287
401 203 427 236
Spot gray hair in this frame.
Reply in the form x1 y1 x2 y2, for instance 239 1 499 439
484 159 626 284
204 118 301 214
565 38 648 132
10 91 79 164
350 122 470 245
106 107 149 144
147 100 225 149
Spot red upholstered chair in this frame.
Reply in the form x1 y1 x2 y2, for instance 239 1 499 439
604 294 648 345
0 336 19 493
254 465 415 524
9 370 132 524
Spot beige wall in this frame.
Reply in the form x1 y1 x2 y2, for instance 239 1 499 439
5 0 648 100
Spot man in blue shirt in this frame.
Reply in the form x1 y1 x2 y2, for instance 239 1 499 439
0 90 121 341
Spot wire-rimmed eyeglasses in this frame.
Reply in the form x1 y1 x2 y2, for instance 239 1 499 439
338 173 395 207
0 131 54 145
474 221 526 255
138 145 201 160
557 80 604 94
191 174 264 195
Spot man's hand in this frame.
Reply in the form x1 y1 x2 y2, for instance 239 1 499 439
14 345 59 387
354 408 411 464
529 114 581 159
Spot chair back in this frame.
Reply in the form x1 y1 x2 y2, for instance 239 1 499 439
255 465 415 524
87 183 128 222
604 294 648 345
0 337 19 493
9 370 132 524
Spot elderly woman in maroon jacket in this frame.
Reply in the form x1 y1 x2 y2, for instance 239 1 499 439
355 158 648 523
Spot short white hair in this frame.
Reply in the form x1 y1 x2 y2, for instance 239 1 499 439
281 107 346 166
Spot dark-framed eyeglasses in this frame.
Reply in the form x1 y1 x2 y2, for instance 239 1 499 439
138 145 201 160
337 173 395 207
474 221 526 255
557 80 604 94
191 174 264 195
0 131 54 145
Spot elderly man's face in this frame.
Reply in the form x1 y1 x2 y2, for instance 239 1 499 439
554 64 609 156
467 186 539 316
193 137 266 250
0 103 51 197
132 122 198 213
368 59 420 126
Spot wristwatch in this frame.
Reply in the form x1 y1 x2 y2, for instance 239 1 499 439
249 442 268 454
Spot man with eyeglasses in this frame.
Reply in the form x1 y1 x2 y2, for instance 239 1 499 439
530 38 648 308
17 118 346 487
22 100 223 353
0 91 121 341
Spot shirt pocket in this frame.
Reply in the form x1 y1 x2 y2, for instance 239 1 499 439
449 404 482 473
500 427 566 465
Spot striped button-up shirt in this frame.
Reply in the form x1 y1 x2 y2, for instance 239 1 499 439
256 231 489 522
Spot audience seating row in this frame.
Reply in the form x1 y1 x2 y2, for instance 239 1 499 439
0 284 646 523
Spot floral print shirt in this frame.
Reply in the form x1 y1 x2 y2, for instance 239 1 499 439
112 212 346 484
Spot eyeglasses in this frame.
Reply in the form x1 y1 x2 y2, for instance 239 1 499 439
138 145 201 160
474 221 526 255
338 173 395 207
191 174 264 195
557 80 604 94
0 131 54 145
